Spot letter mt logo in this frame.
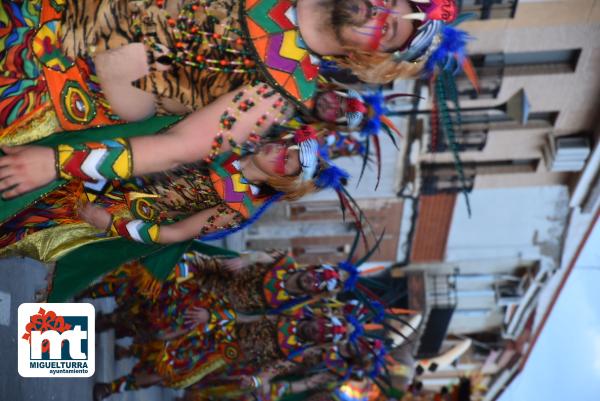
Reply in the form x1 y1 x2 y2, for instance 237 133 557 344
18 303 95 377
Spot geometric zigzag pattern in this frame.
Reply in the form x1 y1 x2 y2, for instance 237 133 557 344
244 0 319 109
56 138 132 182
209 153 265 219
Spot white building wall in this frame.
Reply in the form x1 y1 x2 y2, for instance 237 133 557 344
445 186 569 270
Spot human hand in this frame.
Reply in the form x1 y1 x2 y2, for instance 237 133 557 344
254 250 276 264
0 146 57 198
222 251 275 273
239 374 271 392
306 372 333 388
183 306 209 327
78 203 112 231
221 257 247 273
238 375 255 389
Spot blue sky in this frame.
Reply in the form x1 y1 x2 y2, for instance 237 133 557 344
499 221 600 401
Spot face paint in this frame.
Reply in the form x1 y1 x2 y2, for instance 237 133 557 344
316 92 344 123
349 0 400 51
275 144 287 175
366 0 391 50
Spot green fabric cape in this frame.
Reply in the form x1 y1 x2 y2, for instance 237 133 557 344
0 116 238 301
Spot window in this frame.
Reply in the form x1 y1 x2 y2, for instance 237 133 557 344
421 159 539 194
503 49 581 75
457 0 518 20
422 163 476 195
455 49 581 100
460 111 559 130
430 128 489 153
471 159 539 175
472 50 581 76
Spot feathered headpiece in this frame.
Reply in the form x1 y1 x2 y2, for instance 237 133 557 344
312 264 343 292
283 124 320 181
269 122 374 246
389 1 477 215
318 87 414 189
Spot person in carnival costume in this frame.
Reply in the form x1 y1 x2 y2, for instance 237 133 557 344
0 124 330 260
91 304 366 400
78 249 359 342
181 340 385 401
312 86 411 188
0 0 473 199
179 241 407 401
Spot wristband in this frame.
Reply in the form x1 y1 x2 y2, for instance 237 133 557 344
109 217 160 244
251 376 263 389
56 138 133 181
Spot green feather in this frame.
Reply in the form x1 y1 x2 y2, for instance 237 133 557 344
435 75 472 216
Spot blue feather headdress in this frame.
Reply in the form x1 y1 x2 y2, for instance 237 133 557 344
424 24 471 76
388 2 477 216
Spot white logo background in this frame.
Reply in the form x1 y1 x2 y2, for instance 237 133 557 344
18 303 95 378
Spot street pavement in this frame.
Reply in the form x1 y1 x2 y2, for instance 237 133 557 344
0 256 180 401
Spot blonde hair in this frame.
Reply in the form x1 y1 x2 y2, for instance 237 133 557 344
267 175 318 201
330 49 425 84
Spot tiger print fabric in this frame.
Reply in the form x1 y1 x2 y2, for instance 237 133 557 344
60 0 259 113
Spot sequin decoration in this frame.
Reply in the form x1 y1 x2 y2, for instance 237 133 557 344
60 80 95 124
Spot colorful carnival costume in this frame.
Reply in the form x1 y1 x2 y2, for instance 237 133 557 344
81 250 355 339
184 345 352 400
180 307 394 401
0 151 275 261
94 313 356 399
1 0 322 144
0 0 123 143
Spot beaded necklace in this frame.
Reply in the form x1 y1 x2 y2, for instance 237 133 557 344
132 0 257 74
206 81 292 162
130 1 293 160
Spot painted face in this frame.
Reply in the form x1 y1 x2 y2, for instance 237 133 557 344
315 91 347 123
336 0 416 53
298 319 323 342
297 271 318 293
252 142 301 177
338 341 360 360
314 90 369 130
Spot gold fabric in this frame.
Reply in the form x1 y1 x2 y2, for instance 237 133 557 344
0 222 109 262
168 357 227 389
0 104 60 146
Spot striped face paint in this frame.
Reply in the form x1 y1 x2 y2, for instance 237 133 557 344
275 144 288 176
351 0 399 51
366 0 392 50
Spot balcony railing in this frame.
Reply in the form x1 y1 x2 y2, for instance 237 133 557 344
457 0 519 20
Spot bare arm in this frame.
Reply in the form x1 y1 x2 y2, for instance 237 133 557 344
0 83 294 198
221 250 276 273
80 203 239 244
156 206 238 244
287 372 337 393
131 84 294 174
